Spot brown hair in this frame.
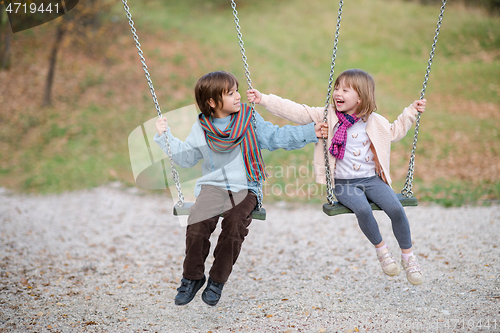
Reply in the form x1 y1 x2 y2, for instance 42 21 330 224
195 71 239 117
333 69 377 121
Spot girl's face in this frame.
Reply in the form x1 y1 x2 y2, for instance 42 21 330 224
210 84 241 118
333 80 361 116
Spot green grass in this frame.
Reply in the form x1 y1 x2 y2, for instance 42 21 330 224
1 0 499 207
417 180 500 207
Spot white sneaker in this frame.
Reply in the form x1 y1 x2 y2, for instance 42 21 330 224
377 247 401 276
401 255 424 285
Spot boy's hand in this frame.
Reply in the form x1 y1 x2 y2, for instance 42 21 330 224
246 89 262 104
412 99 426 113
156 117 168 136
314 122 328 138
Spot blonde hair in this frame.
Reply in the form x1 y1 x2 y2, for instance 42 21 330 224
333 69 377 121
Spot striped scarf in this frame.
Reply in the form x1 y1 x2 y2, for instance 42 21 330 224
198 103 266 181
329 111 360 160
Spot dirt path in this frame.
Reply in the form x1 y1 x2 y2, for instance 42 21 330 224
1 184 499 332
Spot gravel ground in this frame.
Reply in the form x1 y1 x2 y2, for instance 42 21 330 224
1 183 499 332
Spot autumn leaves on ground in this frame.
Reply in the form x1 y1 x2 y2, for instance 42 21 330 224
0 0 499 206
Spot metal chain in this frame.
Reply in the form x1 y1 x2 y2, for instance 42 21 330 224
323 0 344 205
121 0 184 207
231 0 264 210
401 0 446 198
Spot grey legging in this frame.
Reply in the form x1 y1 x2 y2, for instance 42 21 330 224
334 175 412 249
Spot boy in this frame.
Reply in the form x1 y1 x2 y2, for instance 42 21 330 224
154 71 325 306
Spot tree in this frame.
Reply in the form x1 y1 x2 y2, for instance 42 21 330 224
42 18 66 107
41 0 114 107
0 4 12 70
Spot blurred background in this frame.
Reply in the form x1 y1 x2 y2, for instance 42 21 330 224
0 0 499 207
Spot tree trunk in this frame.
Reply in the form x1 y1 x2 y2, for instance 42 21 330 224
42 20 66 107
0 4 3 58
0 5 12 70
1 30 11 70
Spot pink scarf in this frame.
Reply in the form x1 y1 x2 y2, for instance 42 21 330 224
329 111 360 160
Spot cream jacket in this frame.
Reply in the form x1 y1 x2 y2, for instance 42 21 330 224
259 94 419 187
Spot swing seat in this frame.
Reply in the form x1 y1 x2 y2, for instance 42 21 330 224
322 193 418 216
173 202 266 220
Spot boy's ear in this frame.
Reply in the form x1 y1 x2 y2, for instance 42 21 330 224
208 98 216 109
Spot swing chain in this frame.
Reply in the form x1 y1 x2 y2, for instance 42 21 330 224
121 0 185 207
231 0 263 210
401 0 446 198
231 1 253 91
322 0 344 205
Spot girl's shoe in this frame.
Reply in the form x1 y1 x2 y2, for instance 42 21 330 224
377 247 401 276
401 255 424 285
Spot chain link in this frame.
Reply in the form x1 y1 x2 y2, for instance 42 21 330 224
231 0 263 210
322 1 344 205
401 0 446 198
122 0 184 207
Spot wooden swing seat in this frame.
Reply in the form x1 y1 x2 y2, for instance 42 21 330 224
322 193 418 216
173 202 266 220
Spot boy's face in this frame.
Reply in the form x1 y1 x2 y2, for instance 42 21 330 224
210 84 241 118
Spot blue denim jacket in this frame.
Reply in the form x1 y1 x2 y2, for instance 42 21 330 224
154 111 317 197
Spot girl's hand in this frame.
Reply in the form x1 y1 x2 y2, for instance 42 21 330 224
314 122 328 138
156 117 168 136
246 89 262 104
412 99 426 113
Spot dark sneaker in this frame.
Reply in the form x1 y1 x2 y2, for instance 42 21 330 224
201 277 224 306
174 275 206 306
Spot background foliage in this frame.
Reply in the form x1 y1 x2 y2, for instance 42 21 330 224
0 0 499 207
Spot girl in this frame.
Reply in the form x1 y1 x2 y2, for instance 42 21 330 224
247 69 425 285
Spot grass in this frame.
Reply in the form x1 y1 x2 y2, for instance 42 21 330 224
0 0 499 207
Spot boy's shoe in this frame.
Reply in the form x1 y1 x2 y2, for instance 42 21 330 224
174 275 206 306
401 255 424 285
377 247 401 276
201 277 224 306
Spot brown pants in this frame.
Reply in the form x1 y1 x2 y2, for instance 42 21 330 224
183 186 257 284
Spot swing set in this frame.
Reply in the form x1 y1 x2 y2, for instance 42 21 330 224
122 0 447 220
